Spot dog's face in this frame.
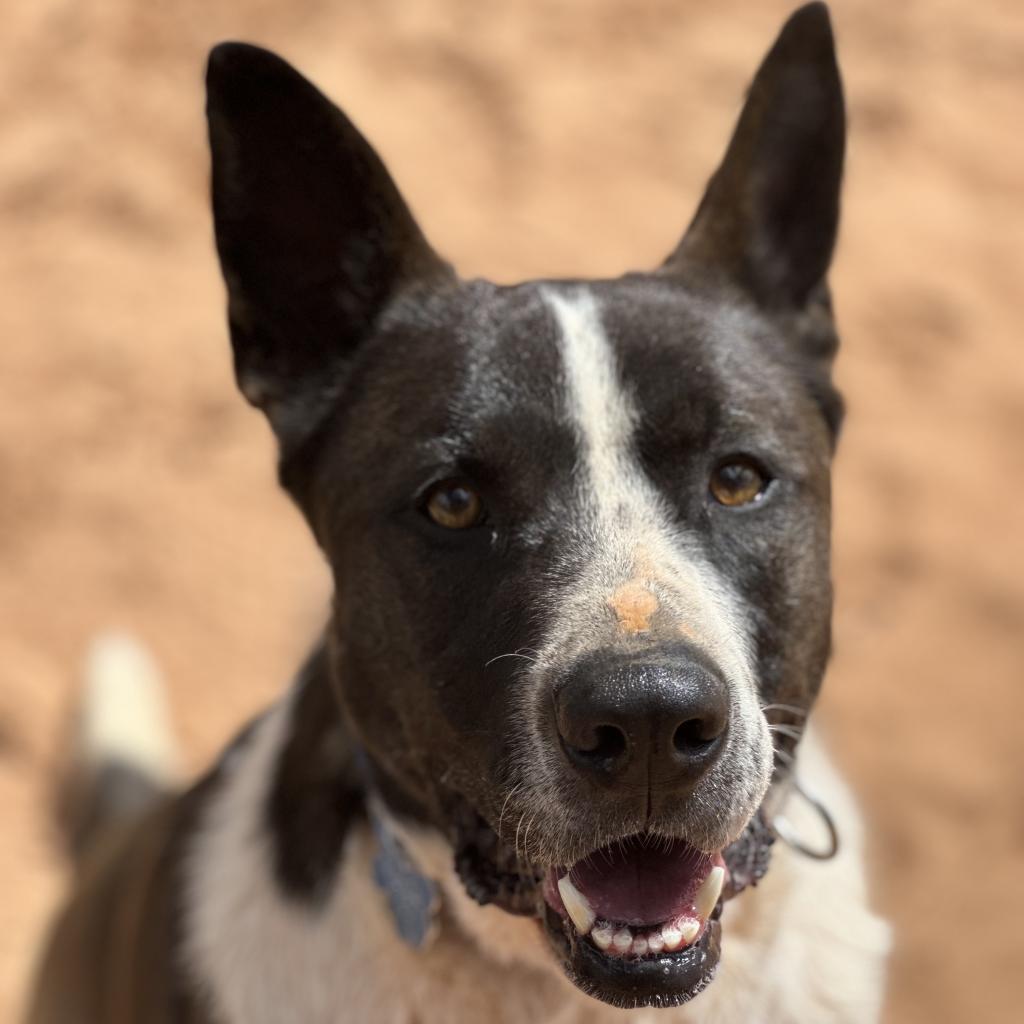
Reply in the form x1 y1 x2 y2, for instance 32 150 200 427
207 2 844 1008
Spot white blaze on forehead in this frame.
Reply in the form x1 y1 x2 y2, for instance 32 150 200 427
543 289 635 494
540 286 758 690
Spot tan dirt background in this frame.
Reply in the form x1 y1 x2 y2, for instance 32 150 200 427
2 0 1022 1020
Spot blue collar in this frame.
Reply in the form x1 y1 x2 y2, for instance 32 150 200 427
369 805 441 949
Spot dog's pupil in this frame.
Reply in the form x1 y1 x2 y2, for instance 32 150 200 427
427 483 482 528
711 461 765 506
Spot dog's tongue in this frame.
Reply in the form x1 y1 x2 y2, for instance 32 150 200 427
569 838 714 926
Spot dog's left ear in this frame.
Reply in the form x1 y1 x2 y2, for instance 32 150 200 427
666 3 845 317
206 43 453 452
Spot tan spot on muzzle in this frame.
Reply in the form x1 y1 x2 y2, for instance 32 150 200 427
607 579 660 635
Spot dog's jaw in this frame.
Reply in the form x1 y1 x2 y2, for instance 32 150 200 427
381 776 780 1009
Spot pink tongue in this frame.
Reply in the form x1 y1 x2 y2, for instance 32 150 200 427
569 838 713 926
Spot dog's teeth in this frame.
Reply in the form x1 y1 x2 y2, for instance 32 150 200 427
631 935 649 957
591 923 614 950
612 927 633 953
661 924 683 952
695 865 726 920
646 931 665 954
557 875 596 935
679 917 701 945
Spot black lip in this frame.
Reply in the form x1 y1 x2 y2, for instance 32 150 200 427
541 901 721 1009
722 808 776 897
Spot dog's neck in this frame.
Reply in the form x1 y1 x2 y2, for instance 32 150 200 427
270 645 574 976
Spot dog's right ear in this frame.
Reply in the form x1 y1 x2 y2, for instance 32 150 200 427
206 43 452 451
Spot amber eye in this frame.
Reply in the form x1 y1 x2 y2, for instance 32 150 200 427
709 458 770 507
423 480 485 529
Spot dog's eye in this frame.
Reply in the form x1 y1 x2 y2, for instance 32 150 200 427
423 480 486 529
709 458 769 507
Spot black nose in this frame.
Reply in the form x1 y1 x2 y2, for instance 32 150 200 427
555 648 729 792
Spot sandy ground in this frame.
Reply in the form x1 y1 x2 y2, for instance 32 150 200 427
2 0 1022 1020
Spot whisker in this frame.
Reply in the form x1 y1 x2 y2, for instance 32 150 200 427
522 812 537 859
768 724 805 742
772 744 795 765
514 809 528 862
497 781 524 840
484 649 538 669
761 703 809 717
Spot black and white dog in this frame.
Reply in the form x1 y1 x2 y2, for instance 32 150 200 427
29 4 890 1021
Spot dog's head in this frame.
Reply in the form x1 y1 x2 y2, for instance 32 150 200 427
206 2 844 1008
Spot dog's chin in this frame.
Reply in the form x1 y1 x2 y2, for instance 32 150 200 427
451 804 775 1009
540 896 723 1009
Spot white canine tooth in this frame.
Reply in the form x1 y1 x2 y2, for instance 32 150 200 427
646 931 665 954
631 936 649 957
557 875 596 935
612 928 633 953
591 923 614 951
661 924 683 952
695 865 726 920
679 918 701 945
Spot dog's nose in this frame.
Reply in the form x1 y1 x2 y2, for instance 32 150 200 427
555 648 729 791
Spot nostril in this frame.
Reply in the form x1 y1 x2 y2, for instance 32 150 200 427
673 717 720 753
588 724 627 761
564 723 628 767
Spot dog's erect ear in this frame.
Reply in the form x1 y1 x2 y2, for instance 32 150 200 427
666 3 845 311
206 43 452 450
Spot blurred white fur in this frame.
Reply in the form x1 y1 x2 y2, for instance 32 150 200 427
79 630 180 785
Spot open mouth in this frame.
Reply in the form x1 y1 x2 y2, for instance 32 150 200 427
546 837 725 957
539 836 726 1007
452 806 776 1008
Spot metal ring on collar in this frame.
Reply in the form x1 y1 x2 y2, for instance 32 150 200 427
771 778 840 861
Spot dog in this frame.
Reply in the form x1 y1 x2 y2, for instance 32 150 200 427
27 3 890 1021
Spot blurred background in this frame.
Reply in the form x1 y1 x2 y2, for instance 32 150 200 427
1 0 1022 1020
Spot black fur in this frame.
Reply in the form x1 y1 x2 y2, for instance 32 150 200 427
264 645 365 903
